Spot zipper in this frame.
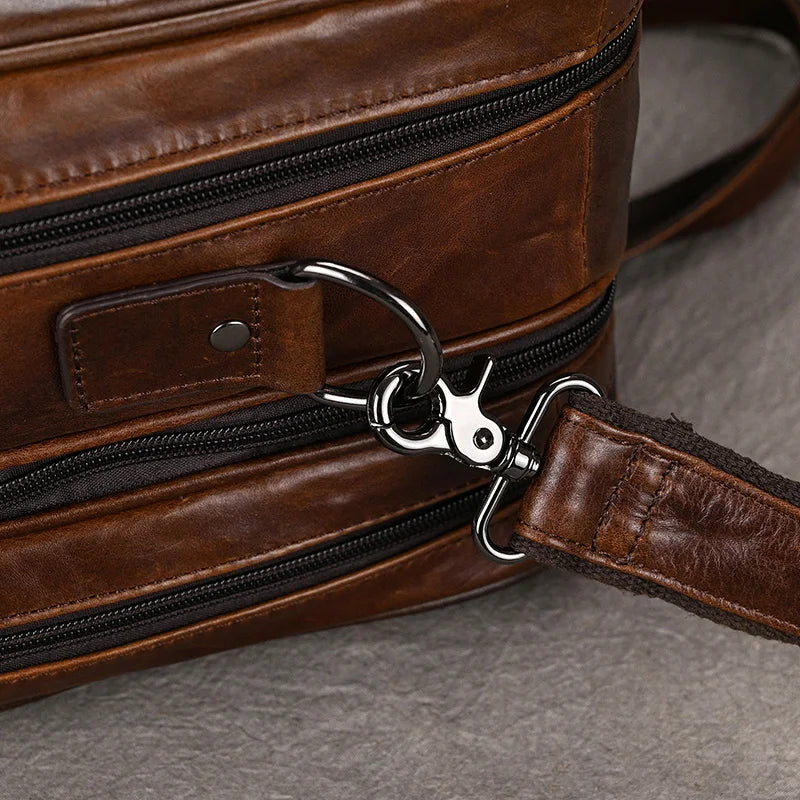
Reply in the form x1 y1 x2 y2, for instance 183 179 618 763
0 481 526 673
0 17 638 274
0 282 614 523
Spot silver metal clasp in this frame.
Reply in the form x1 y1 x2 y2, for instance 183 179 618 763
288 260 605 565
366 358 603 563
367 356 537 476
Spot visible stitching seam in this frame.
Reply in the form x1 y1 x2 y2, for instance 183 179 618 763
0 477 485 625
252 285 262 375
69 282 261 409
69 323 89 412
515 515 800 637
562 415 800 522
592 443 641 553
625 461 676 563
0 0 641 200
0 54 638 299
0 519 493 687
514 413 800 635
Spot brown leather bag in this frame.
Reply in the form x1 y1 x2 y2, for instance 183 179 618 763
0 0 798 708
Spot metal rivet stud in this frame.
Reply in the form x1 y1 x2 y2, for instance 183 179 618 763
210 320 251 352
473 427 495 450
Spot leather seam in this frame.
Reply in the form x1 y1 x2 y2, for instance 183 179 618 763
0 55 638 298
252 285 262 376
68 322 89 412
625 461 676 564
69 282 261 408
564 414 800 523
592 442 641 554
69 281 255 324
516 518 800 638
0 477 486 625
0 0 641 200
0 525 480 688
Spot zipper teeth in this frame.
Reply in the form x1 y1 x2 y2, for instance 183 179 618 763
0 17 637 256
0 283 613 511
0 486 488 656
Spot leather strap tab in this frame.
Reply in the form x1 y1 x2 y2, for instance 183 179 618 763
512 393 800 644
55 267 325 412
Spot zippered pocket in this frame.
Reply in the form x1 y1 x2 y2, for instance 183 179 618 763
0 18 638 454
0 281 613 673
0 17 638 275
0 282 613 523
0 483 527 673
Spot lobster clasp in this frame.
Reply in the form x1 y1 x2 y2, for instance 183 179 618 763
367 356 510 471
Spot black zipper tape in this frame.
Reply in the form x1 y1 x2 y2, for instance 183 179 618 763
0 482 526 674
0 282 612 671
0 17 638 273
0 282 613 522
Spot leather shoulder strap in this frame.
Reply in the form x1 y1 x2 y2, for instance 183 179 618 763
511 392 800 644
627 0 800 257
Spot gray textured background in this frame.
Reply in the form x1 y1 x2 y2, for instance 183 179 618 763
2 28 800 800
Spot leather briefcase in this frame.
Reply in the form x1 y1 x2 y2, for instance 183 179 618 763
0 0 798 708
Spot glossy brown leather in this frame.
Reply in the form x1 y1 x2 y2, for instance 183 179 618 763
0 46 638 453
0 330 613 706
54 266 325 411
0 509 533 709
0 0 640 702
512 398 800 643
0 0 640 206
627 0 800 256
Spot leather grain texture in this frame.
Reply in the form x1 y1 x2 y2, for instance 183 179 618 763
1 23 799 800
0 0 641 205
0 327 615 704
0 46 638 454
54 267 326 411
512 402 800 642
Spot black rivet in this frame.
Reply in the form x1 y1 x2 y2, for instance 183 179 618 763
210 320 251 352
473 427 494 450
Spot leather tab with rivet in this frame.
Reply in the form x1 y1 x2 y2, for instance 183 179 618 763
55 266 326 412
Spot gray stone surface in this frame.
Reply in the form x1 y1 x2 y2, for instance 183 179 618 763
2 28 800 800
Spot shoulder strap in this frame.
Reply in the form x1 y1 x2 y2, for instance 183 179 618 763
627 0 800 257
512 393 800 643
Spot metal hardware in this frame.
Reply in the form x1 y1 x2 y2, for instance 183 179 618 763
367 361 603 563
367 356 519 472
289 261 443 409
472 375 604 563
209 320 251 352
292 260 604 564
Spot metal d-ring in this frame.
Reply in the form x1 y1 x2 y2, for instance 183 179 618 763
289 261 444 410
472 375 604 564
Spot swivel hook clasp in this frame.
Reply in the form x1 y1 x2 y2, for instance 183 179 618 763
366 356 530 474
367 359 603 564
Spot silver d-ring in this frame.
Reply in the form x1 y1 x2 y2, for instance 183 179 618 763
290 261 444 409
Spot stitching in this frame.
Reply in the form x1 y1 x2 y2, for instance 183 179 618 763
625 461 676 564
580 102 594 287
252 285 262 376
517 519 587 549
0 477 485 625
70 282 260 408
1 0 641 200
0 521 487 687
0 56 638 299
580 0 609 287
592 443 641 554
68 323 88 412
84 375 258 410
564 413 800 523
514 517 800 637
70 282 251 324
